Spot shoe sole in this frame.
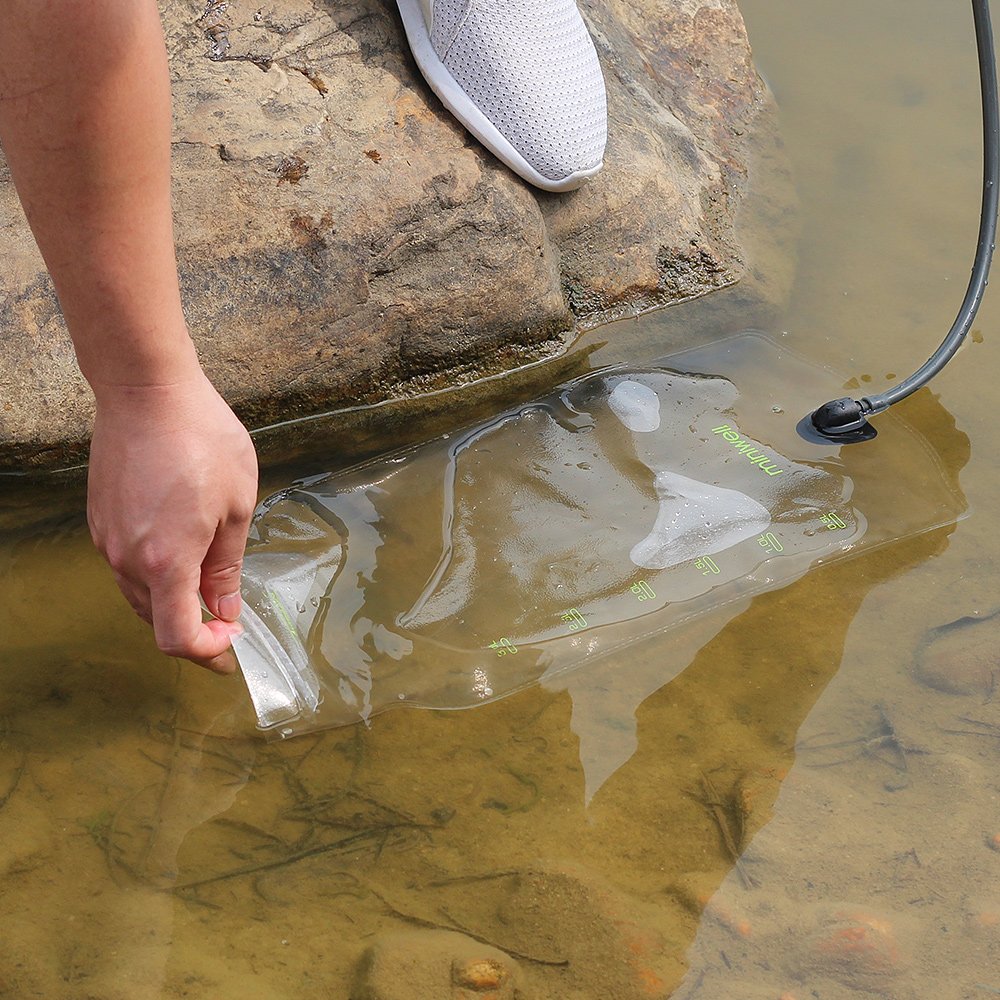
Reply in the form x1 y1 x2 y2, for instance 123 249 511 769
395 0 603 192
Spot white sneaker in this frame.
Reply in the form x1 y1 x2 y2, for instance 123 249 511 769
396 0 608 192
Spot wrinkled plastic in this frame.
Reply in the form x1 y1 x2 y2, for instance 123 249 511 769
233 333 966 738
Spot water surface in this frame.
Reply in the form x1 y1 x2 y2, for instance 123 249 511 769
2 0 1000 997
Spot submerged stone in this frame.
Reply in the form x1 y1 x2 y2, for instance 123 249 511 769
802 907 907 990
913 612 999 697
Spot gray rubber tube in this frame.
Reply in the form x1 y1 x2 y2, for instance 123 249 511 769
810 0 999 436
864 0 1000 413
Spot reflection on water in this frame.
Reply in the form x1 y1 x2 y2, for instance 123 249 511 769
1 0 999 996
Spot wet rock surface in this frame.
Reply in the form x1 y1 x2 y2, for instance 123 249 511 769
0 0 776 470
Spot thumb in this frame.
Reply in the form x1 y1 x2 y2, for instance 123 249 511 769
200 518 249 622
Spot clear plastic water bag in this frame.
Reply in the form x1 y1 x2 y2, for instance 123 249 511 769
233 333 966 737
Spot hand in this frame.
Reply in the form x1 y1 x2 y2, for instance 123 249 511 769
87 371 259 673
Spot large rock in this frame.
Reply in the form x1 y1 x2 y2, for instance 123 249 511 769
0 0 770 470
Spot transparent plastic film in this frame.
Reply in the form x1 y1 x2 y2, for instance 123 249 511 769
232 333 966 738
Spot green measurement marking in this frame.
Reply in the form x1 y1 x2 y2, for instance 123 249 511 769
695 556 721 576
489 637 518 656
561 607 588 631
758 531 783 554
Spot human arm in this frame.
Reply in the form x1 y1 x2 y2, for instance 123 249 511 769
0 0 258 671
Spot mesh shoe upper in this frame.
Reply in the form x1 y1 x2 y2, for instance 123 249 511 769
429 0 608 183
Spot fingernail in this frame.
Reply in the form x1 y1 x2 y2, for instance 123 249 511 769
218 592 242 621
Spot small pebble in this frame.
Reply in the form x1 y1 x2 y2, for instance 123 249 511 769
355 929 521 1000
971 909 1000 930
452 957 508 991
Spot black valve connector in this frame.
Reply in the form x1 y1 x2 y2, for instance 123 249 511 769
808 396 878 443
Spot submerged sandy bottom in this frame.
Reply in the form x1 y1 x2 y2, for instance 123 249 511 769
1 484 997 999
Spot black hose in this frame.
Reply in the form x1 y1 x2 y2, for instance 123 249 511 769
808 0 1000 441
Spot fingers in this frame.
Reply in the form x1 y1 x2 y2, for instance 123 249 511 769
149 577 241 674
85 374 258 674
200 510 253 623
102 545 239 672
112 570 152 624
120 577 239 674
98 511 254 672
96 511 253 674
190 622 241 676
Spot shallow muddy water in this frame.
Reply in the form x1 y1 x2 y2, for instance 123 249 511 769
3 0 1000 998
